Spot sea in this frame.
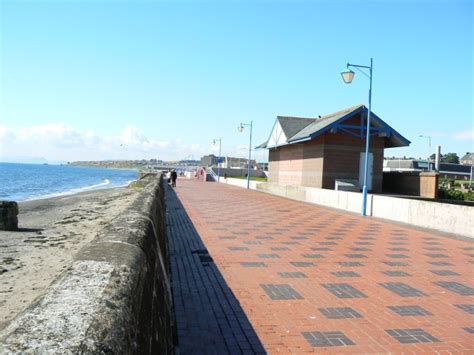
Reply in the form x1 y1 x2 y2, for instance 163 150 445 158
0 162 138 202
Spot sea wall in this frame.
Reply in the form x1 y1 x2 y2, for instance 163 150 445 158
256 182 474 239
0 176 173 353
219 177 263 190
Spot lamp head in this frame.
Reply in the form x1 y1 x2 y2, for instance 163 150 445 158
341 69 355 84
238 124 245 133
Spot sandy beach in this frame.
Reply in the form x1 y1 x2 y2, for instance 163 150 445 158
0 186 141 330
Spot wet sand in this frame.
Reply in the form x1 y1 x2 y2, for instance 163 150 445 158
0 186 141 330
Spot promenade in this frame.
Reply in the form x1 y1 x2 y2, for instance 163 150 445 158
166 179 473 354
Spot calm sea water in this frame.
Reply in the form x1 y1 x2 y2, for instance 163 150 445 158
0 163 138 202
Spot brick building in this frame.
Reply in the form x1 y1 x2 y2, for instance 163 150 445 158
257 105 410 192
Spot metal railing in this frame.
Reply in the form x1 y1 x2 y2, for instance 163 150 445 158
207 167 218 182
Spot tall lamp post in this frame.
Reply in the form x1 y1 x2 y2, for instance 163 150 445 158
212 138 222 182
341 58 373 217
419 135 432 171
238 121 253 189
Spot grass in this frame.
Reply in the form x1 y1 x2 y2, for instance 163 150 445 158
453 179 473 187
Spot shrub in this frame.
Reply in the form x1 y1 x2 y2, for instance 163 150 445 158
438 187 465 201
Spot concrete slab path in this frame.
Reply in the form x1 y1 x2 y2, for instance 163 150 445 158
167 180 473 354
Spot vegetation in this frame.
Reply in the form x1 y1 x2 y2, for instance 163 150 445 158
438 187 474 201
429 152 460 164
438 187 464 200
438 177 474 201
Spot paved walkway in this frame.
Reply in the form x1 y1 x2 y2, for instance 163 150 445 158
167 180 473 354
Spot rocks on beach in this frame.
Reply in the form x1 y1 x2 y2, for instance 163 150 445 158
0 201 18 231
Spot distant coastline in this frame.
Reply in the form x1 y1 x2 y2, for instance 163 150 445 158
69 161 141 170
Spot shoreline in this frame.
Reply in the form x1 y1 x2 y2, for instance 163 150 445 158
18 179 137 203
0 185 141 330
0 162 139 203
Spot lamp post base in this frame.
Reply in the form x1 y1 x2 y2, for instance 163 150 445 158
361 185 368 216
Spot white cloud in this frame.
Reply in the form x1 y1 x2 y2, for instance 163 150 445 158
453 127 474 141
0 123 206 162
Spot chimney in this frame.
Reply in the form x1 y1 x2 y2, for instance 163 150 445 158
435 145 441 171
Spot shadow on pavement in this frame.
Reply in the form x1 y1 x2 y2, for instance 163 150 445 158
165 185 266 354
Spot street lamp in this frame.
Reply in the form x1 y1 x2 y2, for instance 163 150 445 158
212 138 222 182
341 58 373 217
419 135 432 171
238 121 253 189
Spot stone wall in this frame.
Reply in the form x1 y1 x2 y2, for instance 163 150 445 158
0 176 174 353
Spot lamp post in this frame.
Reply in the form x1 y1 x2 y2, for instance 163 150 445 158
238 121 253 189
212 138 222 182
419 135 432 171
341 58 373 217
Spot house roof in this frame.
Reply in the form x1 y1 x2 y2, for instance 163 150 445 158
461 153 474 161
384 160 416 169
257 105 410 149
277 116 314 140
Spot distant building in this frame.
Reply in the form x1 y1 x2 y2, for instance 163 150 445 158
200 154 257 169
257 105 410 192
383 159 430 172
222 157 257 169
257 162 268 171
178 159 199 166
460 153 474 166
200 154 218 167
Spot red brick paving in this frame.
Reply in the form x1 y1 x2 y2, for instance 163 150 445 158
170 179 474 354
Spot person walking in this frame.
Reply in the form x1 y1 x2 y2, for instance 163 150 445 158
170 169 178 188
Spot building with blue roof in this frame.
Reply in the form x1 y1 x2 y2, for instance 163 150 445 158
257 105 410 192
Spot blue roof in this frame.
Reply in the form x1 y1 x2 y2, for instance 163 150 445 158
258 104 411 149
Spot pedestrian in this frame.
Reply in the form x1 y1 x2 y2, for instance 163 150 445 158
171 169 178 187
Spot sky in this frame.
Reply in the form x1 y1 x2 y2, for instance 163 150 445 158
0 0 472 163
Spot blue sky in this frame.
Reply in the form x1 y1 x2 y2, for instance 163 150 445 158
0 0 472 162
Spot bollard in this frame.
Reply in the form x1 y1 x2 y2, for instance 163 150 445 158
0 201 19 231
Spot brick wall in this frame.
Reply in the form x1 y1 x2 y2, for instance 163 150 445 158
383 172 439 199
420 172 439 198
322 133 384 192
301 137 325 188
268 149 280 183
267 131 385 192
269 144 305 186
383 172 421 195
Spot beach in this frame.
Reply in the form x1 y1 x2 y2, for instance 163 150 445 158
0 186 141 330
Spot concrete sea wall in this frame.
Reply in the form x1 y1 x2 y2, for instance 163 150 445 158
220 177 263 190
255 182 474 239
0 176 173 353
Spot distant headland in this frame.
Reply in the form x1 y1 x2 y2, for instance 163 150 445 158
69 159 200 170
